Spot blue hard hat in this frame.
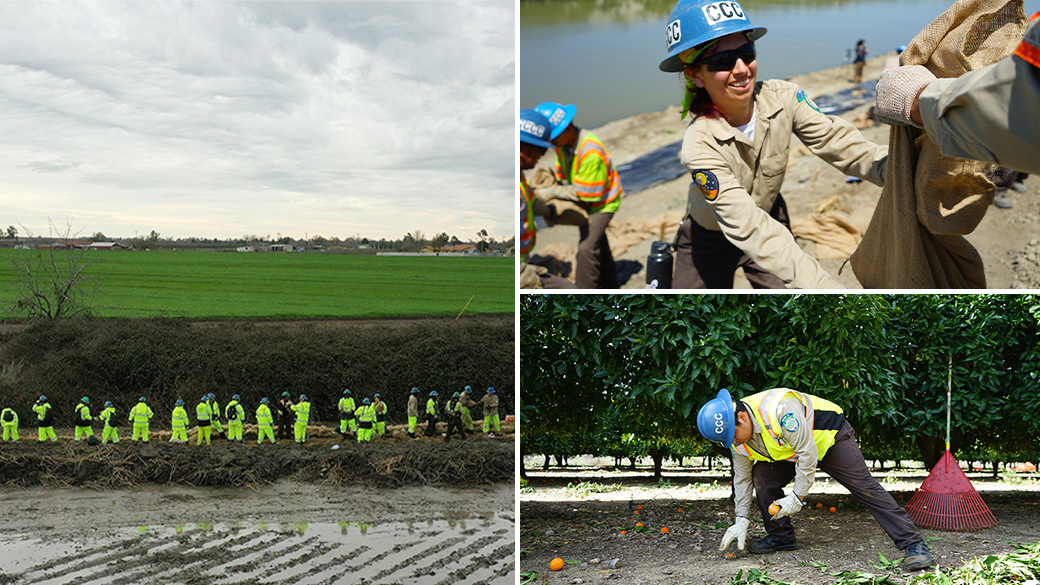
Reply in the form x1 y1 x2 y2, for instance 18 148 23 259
519 109 554 148
176 399 184 406
261 397 269 404
374 393 381 398
208 393 215 399
464 385 472 392
430 391 438 397
363 398 371 404
659 0 767 72
897 44 907 53
39 395 47 402
105 401 113 407
139 397 147 403
487 387 496 394
411 387 419 393
343 389 351 395
300 395 307 401
533 102 576 140
232 394 240 401
697 388 736 446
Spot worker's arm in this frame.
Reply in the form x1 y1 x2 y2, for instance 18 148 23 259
732 450 756 519
788 84 888 187
681 132 843 289
776 396 818 500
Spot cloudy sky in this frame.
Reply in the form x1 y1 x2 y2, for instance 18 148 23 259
0 1 514 241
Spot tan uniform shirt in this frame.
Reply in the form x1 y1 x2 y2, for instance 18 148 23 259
731 395 819 519
480 393 499 418
680 79 888 289
919 15 1040 175
407 394 418 418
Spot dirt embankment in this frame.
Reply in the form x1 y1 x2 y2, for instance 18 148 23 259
530 53 1040 289
0 422 514 489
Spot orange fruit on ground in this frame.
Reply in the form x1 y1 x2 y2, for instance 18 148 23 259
816 503 823 509
620 530 627 535
768 504 780 516
677 508 683 512
636 504 644 510
633 510 640 515
829 507 837 513
550 558 565 571
635 522 644 528
724 552 735 558
660 527 670 533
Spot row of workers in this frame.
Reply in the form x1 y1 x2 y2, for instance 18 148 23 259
1 388 503 444
405 387 502 440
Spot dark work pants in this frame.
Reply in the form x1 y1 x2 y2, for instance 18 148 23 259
751 421 922 550
576 212 617 289
673 195 789 289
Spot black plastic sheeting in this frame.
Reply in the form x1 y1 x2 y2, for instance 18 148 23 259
616 80 878 196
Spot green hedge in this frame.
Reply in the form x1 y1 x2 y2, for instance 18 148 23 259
0 316 512 428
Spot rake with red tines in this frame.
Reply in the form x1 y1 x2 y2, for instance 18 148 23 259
904 356 998 532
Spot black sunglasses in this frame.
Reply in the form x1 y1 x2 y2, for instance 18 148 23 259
688 43 756 72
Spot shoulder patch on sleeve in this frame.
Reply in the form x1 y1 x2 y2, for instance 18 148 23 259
795 89 821 114
780 412 799 433
692 170 719 201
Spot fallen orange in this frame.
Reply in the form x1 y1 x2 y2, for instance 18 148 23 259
816 503 823 509
677 508 684 512
550 558 565 571
660 527 670 533
633 510 640 515
620 529 627 535
724 552 735 558
636 504 645 510
635 522 644 528
829 506 837 513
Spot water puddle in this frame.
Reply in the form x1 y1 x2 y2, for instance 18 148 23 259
0 514 514 585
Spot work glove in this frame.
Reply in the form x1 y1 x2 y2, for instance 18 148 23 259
875 65 936 129
719 516 751 551
770 493 804 520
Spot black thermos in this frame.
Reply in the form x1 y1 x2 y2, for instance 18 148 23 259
645 241 673 289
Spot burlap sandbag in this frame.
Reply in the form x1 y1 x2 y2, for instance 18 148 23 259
849 0 1026 288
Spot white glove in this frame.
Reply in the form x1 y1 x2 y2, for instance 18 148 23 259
875 65 936 129
719 516 750 551
771 493 804 520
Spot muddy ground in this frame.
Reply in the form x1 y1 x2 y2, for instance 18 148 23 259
520 464 1040 585
0 423 515 585
528 52 1040 289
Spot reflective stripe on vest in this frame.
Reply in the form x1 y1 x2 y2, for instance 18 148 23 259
295 402 310 423
172 407 188 428
130 404 151 424
520 176 536 256
102 407 116 426
257 404 273 425
732 388 844 462
554 132 623 213
1014 12 1040 69
196 403 211 421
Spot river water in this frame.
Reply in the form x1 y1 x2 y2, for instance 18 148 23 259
521 0 1040 128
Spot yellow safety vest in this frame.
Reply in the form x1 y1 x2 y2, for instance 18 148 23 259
256 404 273 426
294 401 310 423
130 403 152 424
732 388 844 463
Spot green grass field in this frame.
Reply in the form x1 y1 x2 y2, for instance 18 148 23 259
0 249 513 318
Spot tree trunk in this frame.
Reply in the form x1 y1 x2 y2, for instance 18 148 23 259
628 457 636 471
650 447 665 480
992 460 999 479
520 444 528 480
543 454 550 471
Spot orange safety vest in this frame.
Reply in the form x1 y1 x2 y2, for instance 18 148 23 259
520 176 536 256
1014 12 1040 69
553 130 623 214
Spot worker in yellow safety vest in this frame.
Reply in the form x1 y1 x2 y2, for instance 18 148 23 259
100 401 119 444
1 406 18 441
32 396 57 442
696 388 933 570
256 398 275 444
355 398 376 443
292 395 311 444
373 393 387 437
338 389 356 440
459 386 477 434
196 396 212 445
74 396 93 441
207 393 224 439
128 397 153 442
170 399 189 443
225 394 245 442
424 391 440 437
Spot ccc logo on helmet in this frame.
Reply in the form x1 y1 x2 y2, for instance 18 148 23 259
702 1 746 25
666 19 681 49
713 412 724 435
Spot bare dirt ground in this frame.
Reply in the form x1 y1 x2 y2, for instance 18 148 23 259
520 463 1040 585
0 423 515 584
528 53 1040 289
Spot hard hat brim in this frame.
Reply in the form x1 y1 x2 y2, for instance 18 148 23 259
534 102 576 140
659 26 767 73
521 134 554 149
